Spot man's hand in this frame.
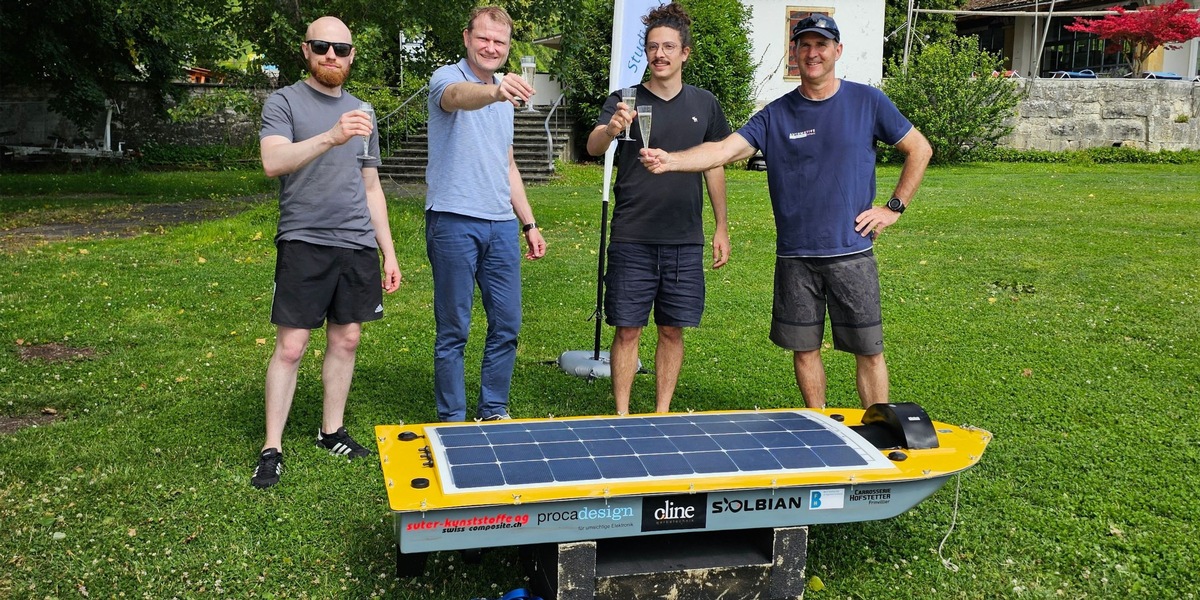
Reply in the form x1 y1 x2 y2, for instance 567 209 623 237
524 228 547 260
330 109 374 146
711 229 730 269
639 148 671 174
854 206 901 239
493 72 536 107
606 103 635 137
381 257 402 293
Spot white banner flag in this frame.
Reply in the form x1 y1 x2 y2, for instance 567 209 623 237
608 0 666 91
602 0 666 199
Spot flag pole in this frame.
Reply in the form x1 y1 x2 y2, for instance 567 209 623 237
557 0 662 379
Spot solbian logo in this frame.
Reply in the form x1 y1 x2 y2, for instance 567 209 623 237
642 494 707 532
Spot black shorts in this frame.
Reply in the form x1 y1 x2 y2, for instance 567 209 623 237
604 242 705 328
769 251 883 355
270 240 383 329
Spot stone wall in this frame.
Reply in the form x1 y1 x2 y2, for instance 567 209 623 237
0 83 266 150
1005 79 1200 152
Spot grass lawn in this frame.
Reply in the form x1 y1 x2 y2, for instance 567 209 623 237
1 162 1197 598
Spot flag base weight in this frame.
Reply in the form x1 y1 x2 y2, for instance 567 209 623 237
558 350 623 379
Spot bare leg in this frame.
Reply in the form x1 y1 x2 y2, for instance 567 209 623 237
793 349 827 409
263 326 312 451
320 322 362 433
653 325 684 413
854 353 889 408
610 326 642 415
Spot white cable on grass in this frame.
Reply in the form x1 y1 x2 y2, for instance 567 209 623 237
937 472 963 572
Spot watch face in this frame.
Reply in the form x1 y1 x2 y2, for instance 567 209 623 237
887 198 905 212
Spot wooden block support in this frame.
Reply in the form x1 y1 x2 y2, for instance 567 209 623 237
522 526 808 600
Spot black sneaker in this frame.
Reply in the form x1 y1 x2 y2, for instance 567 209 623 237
251 448 283 489
316 427 371 459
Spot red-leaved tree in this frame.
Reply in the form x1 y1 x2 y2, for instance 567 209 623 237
1066 0 1200 76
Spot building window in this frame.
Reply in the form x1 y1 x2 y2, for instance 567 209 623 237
1040 16 1130 76
785 6 835 81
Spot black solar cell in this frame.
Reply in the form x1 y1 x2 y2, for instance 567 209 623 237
427 412 879 492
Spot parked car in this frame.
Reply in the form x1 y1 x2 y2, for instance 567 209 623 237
746 150 767 171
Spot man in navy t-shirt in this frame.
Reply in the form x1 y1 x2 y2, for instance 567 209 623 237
641 14 933 410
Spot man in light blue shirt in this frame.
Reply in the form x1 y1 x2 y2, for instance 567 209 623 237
425 5 547 422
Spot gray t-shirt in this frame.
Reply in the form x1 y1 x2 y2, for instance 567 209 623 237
424 59 516 221
260 80 381 248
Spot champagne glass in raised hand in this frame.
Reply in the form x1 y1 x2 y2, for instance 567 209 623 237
636 105 653 149
357 102 375 160
619 87 637 141
520 56 538 113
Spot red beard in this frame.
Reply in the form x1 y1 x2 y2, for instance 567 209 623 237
311 62 349 87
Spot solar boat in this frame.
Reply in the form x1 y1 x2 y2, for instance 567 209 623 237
375 403 990 566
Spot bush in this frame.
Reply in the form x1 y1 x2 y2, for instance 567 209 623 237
881 37 1023 164
960 145 1200 164
136 142 261 170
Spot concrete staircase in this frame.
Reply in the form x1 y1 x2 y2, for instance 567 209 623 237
378 109 574 185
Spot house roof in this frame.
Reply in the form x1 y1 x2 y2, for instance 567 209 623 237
962 0 1115 10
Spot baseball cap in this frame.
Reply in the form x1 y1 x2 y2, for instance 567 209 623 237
791 15 840 42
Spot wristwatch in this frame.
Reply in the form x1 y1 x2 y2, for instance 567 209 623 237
886 197 906 214
522 222 538 233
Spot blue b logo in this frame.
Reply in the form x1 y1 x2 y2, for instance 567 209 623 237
810 491 822 509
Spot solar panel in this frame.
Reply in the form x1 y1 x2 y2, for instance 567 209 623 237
427 411 896 494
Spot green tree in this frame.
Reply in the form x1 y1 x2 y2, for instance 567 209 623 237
680 0 756 128
555 0 757 157
883 0 965 76
3 0 568 128
882 36 1022 164
1 0 238 130
1 0 274 132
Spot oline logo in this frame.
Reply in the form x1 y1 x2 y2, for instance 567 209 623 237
809 488 845 510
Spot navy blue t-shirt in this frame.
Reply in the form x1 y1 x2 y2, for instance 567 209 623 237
737 81 912 257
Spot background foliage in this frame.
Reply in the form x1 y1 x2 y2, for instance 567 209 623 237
883 0 965 76
555 0 757 158
1 0 564 132
882 37 1023 164
1064 0 1200 77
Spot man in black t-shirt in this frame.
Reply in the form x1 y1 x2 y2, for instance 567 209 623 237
586 2 731 415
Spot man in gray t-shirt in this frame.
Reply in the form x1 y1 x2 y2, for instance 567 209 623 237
250 16 401 489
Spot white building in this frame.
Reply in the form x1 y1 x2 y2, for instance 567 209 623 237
742 1 888 107
955 0 1200 78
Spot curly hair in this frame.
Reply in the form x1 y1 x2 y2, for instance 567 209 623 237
642 2 692 49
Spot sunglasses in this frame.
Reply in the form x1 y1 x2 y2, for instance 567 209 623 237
305 39 353 58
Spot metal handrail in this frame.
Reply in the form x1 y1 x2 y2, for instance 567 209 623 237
381 84 429 157
542 93 567 170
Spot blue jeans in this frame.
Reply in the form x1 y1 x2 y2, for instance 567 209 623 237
426 211 522 421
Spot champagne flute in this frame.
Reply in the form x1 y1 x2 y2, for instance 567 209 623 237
636 105 653 149
619 87 637 141
520 55 537 113
357 101 376 160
